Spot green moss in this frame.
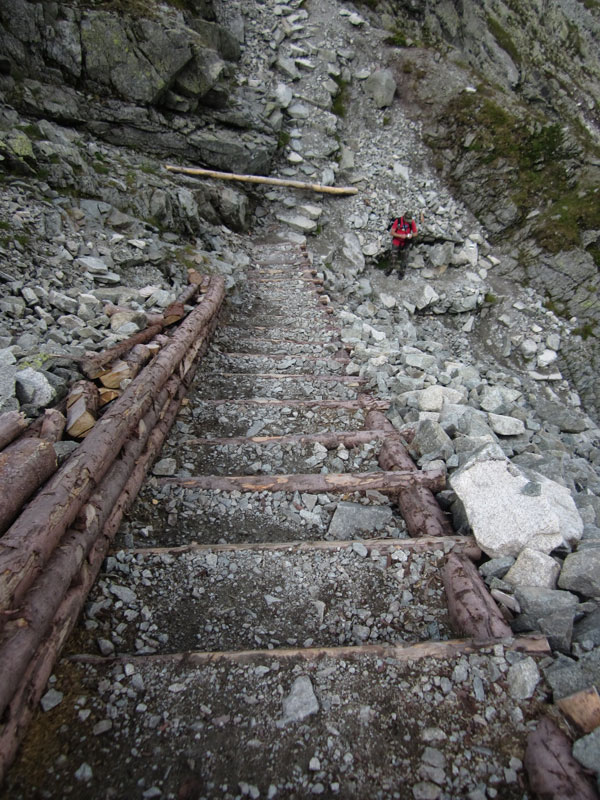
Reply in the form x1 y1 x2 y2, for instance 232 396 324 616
93 162 110 175
572 321 597 339
331 76 349 118
484 292 498 304
277 130 291 150
384 29 408 48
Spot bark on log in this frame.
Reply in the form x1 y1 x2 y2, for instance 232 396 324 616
65 381 99 439
366 410 454 538
0 440 57 536
0 412 27 451
524 716 599 800
163 469 446 494
442 553 513 641
0 312 215 748
165 164 358 195
0 276 225 614
39 409 66 443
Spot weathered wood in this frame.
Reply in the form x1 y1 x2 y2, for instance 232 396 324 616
442 553 513 640
524 716 599 800
200 398 390 410
68 634 550 668
182 429 386 449
162 468 446 494
366 410 454 538
98 344 153 389
81 323 163 379
165 163 359 195
123 535 481 559
65 381 99 439
0 276 225 614
557 687 600 734
0 411 27 451
98 387 120 407
39 409 66 443
0 440 57 536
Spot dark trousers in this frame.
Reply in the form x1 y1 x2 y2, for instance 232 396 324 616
391 242 410 275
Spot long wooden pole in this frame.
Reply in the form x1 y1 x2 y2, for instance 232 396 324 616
164 164 358 196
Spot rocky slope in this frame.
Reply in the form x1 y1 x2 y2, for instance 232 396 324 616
1 0 600 794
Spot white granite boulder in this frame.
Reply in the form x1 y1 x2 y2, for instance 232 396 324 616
450 454 583 558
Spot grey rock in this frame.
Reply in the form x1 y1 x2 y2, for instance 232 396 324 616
573 608 600 646
152 458 177 477
537 608 574 653
279 675 319 725
507 657 540 699
110 585 137 605
513 586 579 633
364 69 396 108
479 556 515 581
543 649 600 700
450 457 583 557
479 385 521 415
328 501 392 539
572 727 600 777
412 420 453 460
504 548 560 588
40 688 64 712
15 368 57 408
487 412 525 437
559 550 600 598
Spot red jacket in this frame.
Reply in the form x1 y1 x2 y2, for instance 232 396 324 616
390 217 417 247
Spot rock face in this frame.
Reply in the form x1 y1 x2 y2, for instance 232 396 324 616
450 456 583 558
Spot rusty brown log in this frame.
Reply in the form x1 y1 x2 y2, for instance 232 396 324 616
524 716 599 800
0 412 28 451
0 440 57 536
0 369 190 722
39 409 66 443
65 381 99 439
0 315 217 763
442 553 513 641
161 468 446 494
366 410 453 538
81 323 164 379
183 429 386 449
0 276 225 615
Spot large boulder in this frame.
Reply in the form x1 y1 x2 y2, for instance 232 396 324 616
450 453 583 558
364 69 396 108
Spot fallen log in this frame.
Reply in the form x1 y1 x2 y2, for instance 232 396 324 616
366 410 454 538
162 468 446 494
442 553 513 640
0 276 225 614
165 164 358 196
0 309 219 765
524 716 599 800
98 387 120 407
98 344 153 389
0 439 57 536
81 323 163 379
65 381 99 439
0 412 27 451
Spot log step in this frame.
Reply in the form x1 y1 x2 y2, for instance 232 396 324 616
189 374 362 402
67 545 454 656
5 641 550 800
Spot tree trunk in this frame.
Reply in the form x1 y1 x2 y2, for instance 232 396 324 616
524 716 599 800
442 553 513 640
0 440 57 535
0 276 225 614
39 409 66 443
0 411 27 451
81 323 163 379
366 410 454 538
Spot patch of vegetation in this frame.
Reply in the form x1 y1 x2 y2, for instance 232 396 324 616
486 14 521 66
578 0 600 10
572 320 598 339
543 297 568 317
93 162 110 175
534 187 600 255
384 28 408 48
331 76 349 119
484 292 498 304
277 130 291 150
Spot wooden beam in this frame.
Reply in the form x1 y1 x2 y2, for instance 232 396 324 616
0 411 28 451
557 687 600 734
160 468 446 494
117 535 481 560
68 634 550 668
165 164 358 196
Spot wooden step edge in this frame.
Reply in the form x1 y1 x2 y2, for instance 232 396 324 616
112 535 481 560
158 468 446 494
68 634 551 668
211 352 350 362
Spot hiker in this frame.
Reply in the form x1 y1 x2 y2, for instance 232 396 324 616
387 212 417 276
